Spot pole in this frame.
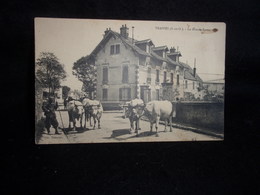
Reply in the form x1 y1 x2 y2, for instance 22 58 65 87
58 110 70 142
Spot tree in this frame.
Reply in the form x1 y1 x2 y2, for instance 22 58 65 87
71 89 84 100
36 52 66 96
72 56 96 98
62 86 71 99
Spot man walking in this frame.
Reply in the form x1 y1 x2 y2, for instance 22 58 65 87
42 96 60 134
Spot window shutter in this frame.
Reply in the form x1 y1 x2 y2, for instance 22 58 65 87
127 88 131 100
119 88 122 100
164 71 167 82
122 66 128 83
171 73 173 83
103 67 108 83
156 70 160 82
102 89 108 100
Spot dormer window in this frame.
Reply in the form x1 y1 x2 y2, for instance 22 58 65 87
163 71 167 83
110 44 120 55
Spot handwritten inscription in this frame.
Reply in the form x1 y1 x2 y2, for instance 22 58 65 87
155 25 218 34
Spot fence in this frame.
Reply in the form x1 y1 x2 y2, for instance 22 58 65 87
172 101 224 133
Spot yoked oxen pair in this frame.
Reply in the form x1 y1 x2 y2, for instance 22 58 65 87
67 100 85 131
82 98 103 129
125 99 175 136
125 98 145 136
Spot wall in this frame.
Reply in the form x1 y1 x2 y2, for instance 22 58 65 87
172 102 224 133
35 81 43 122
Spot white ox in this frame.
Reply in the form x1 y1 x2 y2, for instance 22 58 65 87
82 98 103 129
67 100 85 131
144 100 175 135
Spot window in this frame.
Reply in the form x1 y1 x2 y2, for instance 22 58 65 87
147 67 151 84
102 89 108 100
119 88 131 101
156 70 160 82
110 44 120 55
163 71 167 83
122 65 128 83
148 90 151 102
177 75 179 85
185 80 188 89
116 44 120 54
147 67 151 77
103 67 108 84
156 89 160 100
110 45 114 55
170 73 173 83
193 82 195 89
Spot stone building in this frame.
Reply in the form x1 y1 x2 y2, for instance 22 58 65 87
87 25 203 108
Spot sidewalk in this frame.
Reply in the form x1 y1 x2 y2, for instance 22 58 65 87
141 117 224 139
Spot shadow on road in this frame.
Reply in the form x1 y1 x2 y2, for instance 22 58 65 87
103 128 158 141
62 127 93 134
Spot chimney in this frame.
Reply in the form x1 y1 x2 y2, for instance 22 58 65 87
170 47 176 53
104 28 110 37
193 58 196 77
120 24 129 39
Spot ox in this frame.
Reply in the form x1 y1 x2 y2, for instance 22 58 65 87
67 100 85 131
88 100 103 129
144 100 175 136
82 98 93 128
125 98 145 135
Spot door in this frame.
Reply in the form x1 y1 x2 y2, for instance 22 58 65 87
140 86 151 103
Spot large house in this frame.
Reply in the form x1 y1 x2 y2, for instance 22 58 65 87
87 24 203 108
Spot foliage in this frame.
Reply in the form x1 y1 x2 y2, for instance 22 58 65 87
36 52 66 95
184 92 196 101
70 89 84 100
72 56 96 96
62 86 71 99
173 87 180 100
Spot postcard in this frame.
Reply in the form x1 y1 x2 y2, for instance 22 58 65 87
35 18 225 144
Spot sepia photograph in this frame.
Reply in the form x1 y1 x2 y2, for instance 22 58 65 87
35 18 225 144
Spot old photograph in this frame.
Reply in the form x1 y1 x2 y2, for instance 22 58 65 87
35 18 225 144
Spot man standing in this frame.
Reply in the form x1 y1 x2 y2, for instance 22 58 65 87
42 96 60 134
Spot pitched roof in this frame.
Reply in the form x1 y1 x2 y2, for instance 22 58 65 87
167 51 182 56
151 51 168 62
90 30 151 57
135 39 154 45
184 71 197 81
180 61 203 82
152 46 169 51
89 29 202 83
166 56 180 66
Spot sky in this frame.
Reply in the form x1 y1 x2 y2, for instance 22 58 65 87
35 18 226 90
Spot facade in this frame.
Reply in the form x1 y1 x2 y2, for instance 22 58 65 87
87 25 203 108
